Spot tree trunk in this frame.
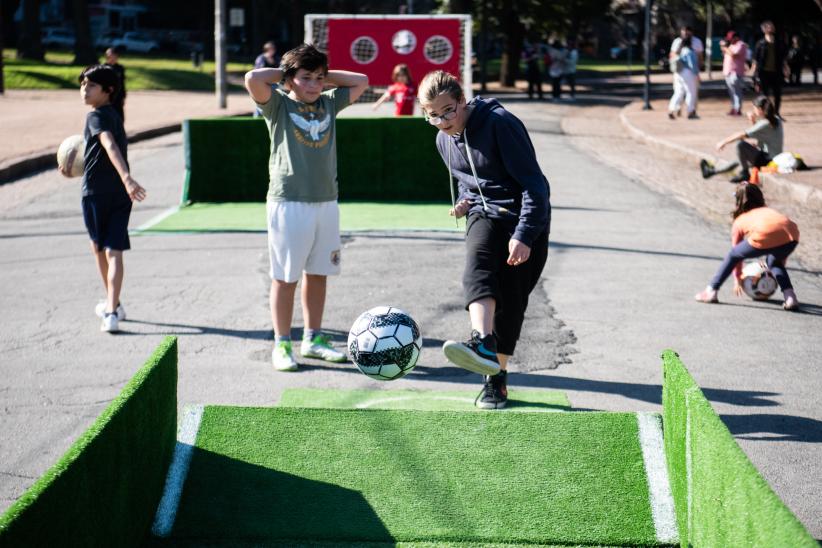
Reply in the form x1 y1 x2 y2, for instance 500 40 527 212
447 0 474 12
17 0 44 61
72 0 97 66
498 0 523 87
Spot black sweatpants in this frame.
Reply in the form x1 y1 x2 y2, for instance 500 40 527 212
758 71 783 114
463 213 549 355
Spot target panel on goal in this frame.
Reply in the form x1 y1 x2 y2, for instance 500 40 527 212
306 14 472 97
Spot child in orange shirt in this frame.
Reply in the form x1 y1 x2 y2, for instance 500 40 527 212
695 183 799 310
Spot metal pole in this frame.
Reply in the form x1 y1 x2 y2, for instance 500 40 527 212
643 0 652 109
705 0 713 80
628 24 634 82
215 0 227 109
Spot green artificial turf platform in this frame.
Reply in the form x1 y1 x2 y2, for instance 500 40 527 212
138 202 461 233
157 406 675 547
279 387 570 412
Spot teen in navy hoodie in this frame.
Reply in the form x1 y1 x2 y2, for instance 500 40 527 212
418 70 551 409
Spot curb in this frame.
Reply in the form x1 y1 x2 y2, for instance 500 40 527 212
0 109 254 186
618 103 822 209
0 123 182 185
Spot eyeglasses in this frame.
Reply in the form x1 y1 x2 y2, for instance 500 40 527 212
424 104 458 126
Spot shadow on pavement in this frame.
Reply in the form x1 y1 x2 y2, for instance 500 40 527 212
119 319 272 340
721 413 822 443
721 301 822 316
507 372 780 407
551 239 722 262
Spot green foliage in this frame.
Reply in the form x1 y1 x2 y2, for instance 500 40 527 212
0 337 179 548
2 49 249 90
661 350 817 548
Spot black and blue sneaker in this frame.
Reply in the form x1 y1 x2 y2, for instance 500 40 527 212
442 330 501 376
475 370 508 409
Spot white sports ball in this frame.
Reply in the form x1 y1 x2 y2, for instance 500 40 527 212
741 260 778 301
392 30 417 54
57 134 86 178
348 306 422 381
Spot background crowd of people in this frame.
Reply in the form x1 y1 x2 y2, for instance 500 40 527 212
521 37 579 101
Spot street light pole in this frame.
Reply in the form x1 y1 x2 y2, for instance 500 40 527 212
215 0 227 109
643 0 653 109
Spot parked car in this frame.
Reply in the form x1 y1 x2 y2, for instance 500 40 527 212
41 28 76 49
111 32 160 54
95 31 122 50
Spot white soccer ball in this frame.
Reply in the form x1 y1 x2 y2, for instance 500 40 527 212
57 134 86 178
392 30 417 54
348 306 422 381
741 260 778 301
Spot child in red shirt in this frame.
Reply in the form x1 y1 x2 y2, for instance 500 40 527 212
372 64 416 116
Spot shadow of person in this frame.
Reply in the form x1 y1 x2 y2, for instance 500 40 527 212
507 372 780 407
720 300 822 316
720 413 822 442
116 319 272 340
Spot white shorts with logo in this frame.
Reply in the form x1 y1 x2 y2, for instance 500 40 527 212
266 200 341 283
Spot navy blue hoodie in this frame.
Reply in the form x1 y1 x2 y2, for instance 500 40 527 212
434 96 551 246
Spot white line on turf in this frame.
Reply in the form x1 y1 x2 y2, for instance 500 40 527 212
132 205 180 233
150 404 204 538
354 394 563 412
637 412 679 544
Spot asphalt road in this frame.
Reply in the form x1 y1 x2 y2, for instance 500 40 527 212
1 100 820 539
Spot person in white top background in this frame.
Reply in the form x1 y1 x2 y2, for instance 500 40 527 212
669 26 704 117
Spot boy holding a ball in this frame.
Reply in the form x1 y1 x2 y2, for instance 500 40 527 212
59 64 146 333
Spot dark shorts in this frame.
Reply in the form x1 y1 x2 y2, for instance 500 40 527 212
463 213 549 355
82 193 132 251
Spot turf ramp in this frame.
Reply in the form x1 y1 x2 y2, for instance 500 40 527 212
0 337 179 548
661 350 817 547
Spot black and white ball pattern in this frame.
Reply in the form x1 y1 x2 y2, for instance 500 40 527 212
741 260 778 300
348 306 422 381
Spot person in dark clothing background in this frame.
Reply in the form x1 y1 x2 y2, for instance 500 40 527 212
751 21 788 115
104 48 126 122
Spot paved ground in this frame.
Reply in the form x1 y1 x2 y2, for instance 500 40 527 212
0 90 253 172
1 89 821 540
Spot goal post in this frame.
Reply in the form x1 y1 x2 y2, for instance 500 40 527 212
305 14 473 101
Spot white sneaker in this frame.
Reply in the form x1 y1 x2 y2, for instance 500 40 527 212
300 334 347 363
783 295 800 311
272 341 298 372
95 301 126 321
101 313 120 333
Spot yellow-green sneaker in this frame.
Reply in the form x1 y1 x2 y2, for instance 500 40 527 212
300 334 347 363
272 341 298 372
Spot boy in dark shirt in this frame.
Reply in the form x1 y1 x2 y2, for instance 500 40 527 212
60 65 146 332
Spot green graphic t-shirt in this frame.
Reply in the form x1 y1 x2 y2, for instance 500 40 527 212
258 87 351 202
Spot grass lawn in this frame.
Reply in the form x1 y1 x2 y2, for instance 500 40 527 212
2 48 250 90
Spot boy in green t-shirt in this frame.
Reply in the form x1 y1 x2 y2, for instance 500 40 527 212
245 43 369 371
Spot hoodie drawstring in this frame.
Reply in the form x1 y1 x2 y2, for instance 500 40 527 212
446 127 489 219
